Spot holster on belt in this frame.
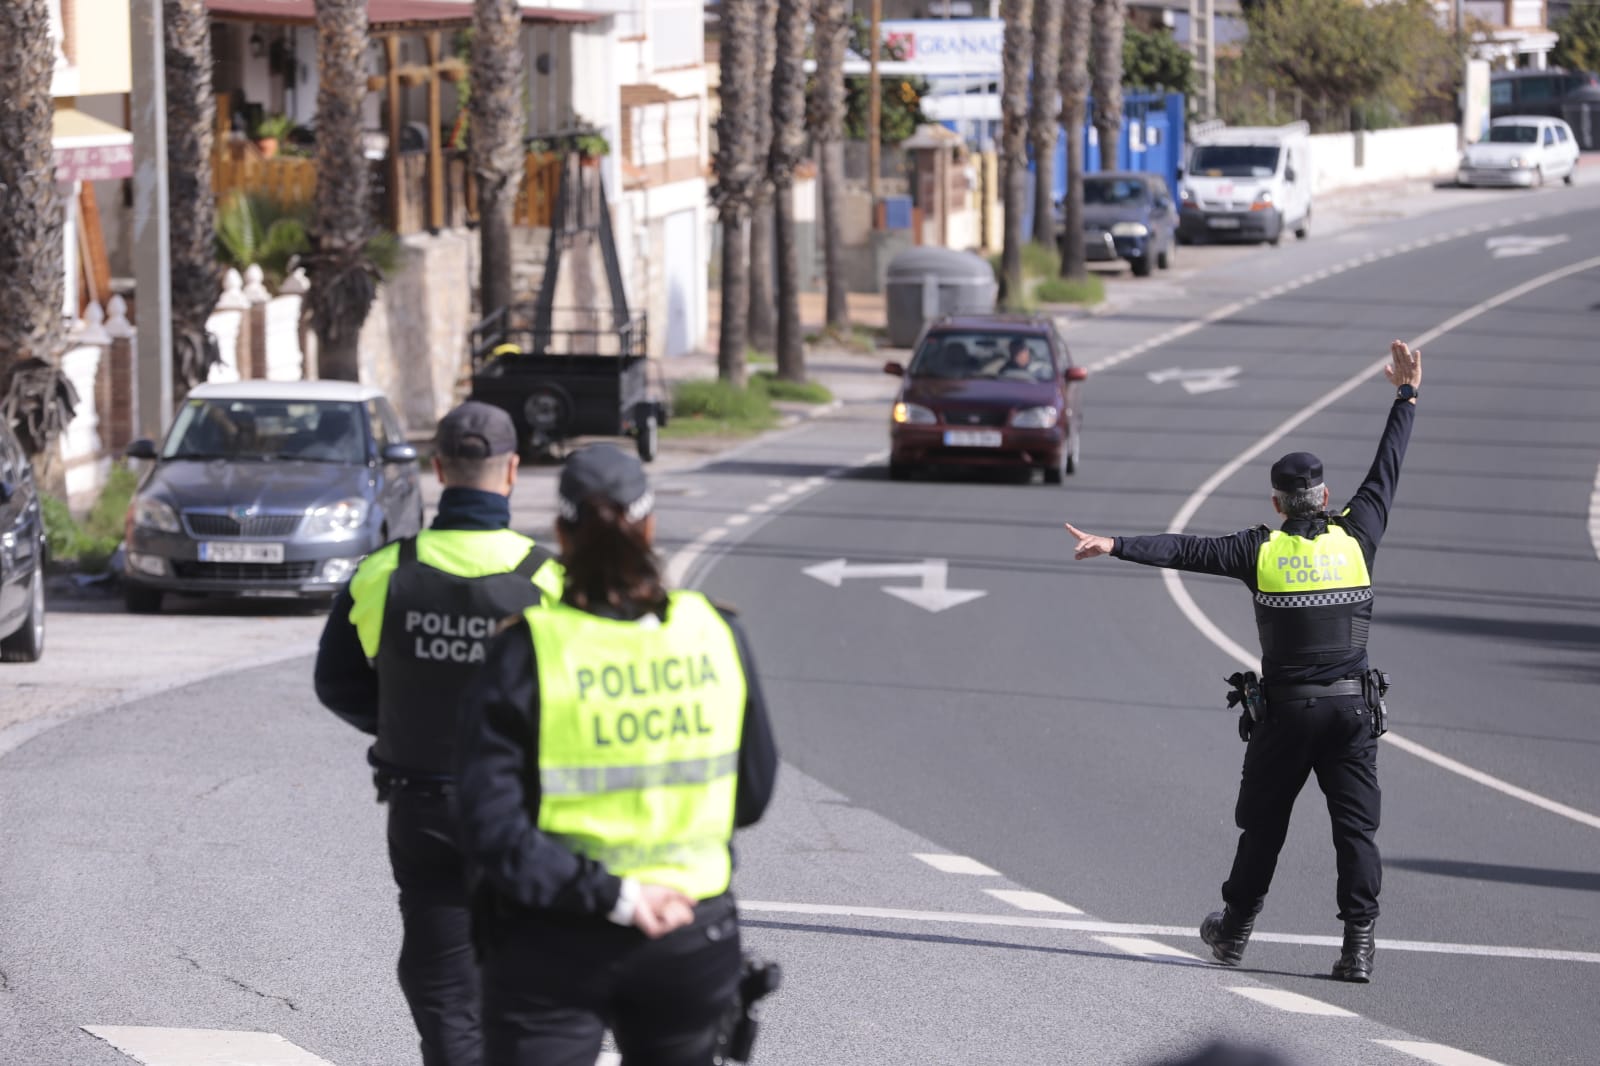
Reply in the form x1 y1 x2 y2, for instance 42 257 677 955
1225 670 1265 742
1362 668 1392 739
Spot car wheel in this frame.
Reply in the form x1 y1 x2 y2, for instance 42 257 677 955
635 407 660 463
888 461 912 481
1295 211 1311 240
0 568 46 663
1131 252 1153 278
1564 167 1576 186
1157 242 1172 270
124 584 164 615
1065 428 1081 475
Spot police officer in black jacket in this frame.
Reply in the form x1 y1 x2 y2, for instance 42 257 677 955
315 402 562 1066
1064 340 1421 983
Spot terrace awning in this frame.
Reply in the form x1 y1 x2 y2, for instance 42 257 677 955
204 0 602 31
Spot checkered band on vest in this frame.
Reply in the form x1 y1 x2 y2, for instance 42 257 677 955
1254 587 1375 609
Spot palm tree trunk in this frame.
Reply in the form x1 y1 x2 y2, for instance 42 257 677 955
769 0 810 381
999 0 1034 309
1090 0 1125 171
714 0 759 385
164 0 223 397
811 0 849 331
1028 0 1064 247
745 0 778 355
0 0 65 378
473 0 523 324
1058 0 1090 280
308 0 377 382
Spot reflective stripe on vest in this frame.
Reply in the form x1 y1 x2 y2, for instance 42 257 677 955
528 592 747 901
1253 522 1373 667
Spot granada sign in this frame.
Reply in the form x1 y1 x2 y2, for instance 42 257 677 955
54 143 134 183
881 19 1004 74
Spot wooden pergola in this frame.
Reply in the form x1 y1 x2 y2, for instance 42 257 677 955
206 0 600 233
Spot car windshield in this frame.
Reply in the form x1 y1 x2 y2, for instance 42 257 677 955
163 398 367 464
908 332 1056 382
1487 125 1539 144
1084 178 1147 205
1191 145 1280 178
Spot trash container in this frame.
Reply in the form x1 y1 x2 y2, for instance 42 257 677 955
1562 86 1600 151
884 247 999 348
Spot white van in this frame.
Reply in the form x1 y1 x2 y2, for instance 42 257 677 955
1178 122 1312 246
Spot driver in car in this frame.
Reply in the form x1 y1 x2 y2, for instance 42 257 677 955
1000 337 1044 380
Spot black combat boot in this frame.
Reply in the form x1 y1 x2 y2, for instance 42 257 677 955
1199 905 1257 966
1331 919 1376 982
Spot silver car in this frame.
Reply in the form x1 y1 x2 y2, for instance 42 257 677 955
121 381 424 612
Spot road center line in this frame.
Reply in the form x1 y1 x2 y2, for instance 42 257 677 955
914 852 1000 876
83 1027 337 1066
1589 462 1600 564
1097 935 1201 961
738 900 1600 964
1228 987 1357 1016
1376 1040 1510 1066
1158 254 1600 833
984 888 1084 913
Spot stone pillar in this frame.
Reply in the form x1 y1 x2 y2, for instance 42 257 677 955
216 268 251 378
103 296 137 452
243 265 271 380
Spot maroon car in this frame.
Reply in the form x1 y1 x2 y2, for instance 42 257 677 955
884 315 1087 484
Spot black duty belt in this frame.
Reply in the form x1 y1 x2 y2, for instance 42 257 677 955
374 771 456 801
1263 678 1365 704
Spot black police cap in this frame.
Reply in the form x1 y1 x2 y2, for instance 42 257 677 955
435 401 517 459
559 444 654 523
1270 451 1323 492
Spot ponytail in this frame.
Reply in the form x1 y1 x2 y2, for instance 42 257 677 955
558 495 668 616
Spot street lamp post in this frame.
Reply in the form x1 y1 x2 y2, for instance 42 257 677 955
130 0 173 440
868 0 882 221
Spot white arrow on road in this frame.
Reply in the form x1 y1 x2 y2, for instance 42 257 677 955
803 558 987 613
1487 234 1570 259
1146 366 1241 394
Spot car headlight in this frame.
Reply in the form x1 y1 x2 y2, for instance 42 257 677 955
303 497 369 539
1110 222 1149 238
1510 156 1528 168
1180 185 1195 202
892 402 937 425
1012 405 1060 429
131 496 181 533
1250 190 1275 211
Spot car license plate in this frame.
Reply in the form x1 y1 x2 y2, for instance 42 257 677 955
1208 217 1241 229
943 430 1003 448
199 541 285 564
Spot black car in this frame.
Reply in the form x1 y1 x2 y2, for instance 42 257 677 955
121 380 424 612
1062 171 1179 277
0 418 47 662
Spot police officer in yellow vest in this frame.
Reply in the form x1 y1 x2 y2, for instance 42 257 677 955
1063 340 1421 984
455 443 778 1066
314 401 563 1066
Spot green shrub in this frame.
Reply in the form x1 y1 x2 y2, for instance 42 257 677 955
40 463 139 573
665 380 779 437
1034 274 1105 306
753 372 833 404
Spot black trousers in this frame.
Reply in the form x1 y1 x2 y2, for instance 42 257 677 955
388 792 482 1066
481 894 742 1066
1222 693 1382 923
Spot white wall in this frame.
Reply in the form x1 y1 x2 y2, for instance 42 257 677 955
1308 124 1461 195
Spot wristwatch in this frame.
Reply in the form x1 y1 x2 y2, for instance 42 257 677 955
1396 384 1419 402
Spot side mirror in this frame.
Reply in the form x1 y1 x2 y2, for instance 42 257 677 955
0 480 13 505
1286 167 1297 183
1176 166 1185 180
381 442 419 464
883 361 906 378
124 438 158 460
1065 366 1089 382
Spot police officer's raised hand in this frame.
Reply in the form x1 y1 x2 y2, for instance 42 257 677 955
634 883 697 939
1384 340 1421 389
1063 523 1114 560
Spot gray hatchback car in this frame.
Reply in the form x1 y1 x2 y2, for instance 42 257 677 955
122 380 424 612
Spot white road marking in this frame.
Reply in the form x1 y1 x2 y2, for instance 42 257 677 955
1487 234 1570 258
1146 366 1241 394
1159 254 1600 833
738 900 1600 964
663 527 728 587
1376 1040 1510 1065
1096 936 1201 961
1227 987 1357 1017
598 1054 622 1066
726 514 751 527
803 558 987 613
1590 462 1600 564
984 889 1084 913
83 1027 337 1066
913 853 1001 876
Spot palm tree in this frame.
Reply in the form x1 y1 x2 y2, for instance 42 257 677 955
165 0 223 396
810 0 849 332
1028 0 1064 247
745 0 778 355
1057 0 1091 280
1090 0 1125 171
714 0 758 386
307 0 378 382
473 0 523 326
999 0 1034 309
768 0 810 381
0 0 68 480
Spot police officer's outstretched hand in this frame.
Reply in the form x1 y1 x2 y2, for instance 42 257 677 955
1384 340 1421 389
635 883 697 939
1063 522 1114 561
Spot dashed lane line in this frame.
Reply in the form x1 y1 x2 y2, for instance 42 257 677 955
983 888 1084 913
1159 253 1600 834
738 901 1600 965
83 1027 337 1065
913 852 1001 876
1228 987 1357 1017
1096 936 1202 961
1377 1041 1511 1066
1589 462 1600 564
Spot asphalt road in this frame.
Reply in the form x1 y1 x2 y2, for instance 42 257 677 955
3 180 1600 1066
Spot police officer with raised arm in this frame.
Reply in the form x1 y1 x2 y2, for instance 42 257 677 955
1063 340 1421 983
314 401 563 1066
455 443 779 1066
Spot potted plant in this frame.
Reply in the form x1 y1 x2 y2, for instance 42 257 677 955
572 132 609 166
252 113 294 159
